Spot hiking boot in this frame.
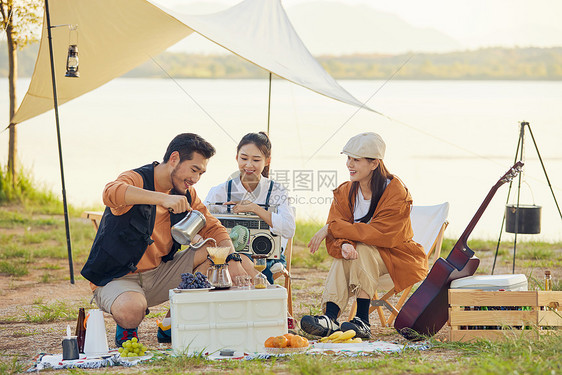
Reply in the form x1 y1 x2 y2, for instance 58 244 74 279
300 315 340 337
340 317 372 339
115 325 138 347
156 319 172 343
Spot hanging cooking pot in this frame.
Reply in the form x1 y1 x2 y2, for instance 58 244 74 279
505 204 541 234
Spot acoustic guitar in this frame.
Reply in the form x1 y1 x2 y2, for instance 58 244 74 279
394 161 524 340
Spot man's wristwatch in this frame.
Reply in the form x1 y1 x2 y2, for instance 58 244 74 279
226 253 242 263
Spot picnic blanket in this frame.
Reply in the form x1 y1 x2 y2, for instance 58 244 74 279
28 341 430 370
27 350 153 372
208 340 431 360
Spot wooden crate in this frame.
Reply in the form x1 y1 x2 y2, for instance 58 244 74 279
448 289 562 342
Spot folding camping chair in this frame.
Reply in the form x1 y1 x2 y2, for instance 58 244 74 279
348 202 450 326
271 206 296 316
272 237 294 316
82 210 103 231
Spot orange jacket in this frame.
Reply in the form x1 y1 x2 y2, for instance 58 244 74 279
103 169 230 273
325 178 427 292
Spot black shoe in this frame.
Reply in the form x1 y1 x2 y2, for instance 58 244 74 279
300 315 340 337
156 320 172 343
340 317 372 339
157 326 171 343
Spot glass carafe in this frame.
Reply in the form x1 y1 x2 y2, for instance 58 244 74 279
207 263 232 289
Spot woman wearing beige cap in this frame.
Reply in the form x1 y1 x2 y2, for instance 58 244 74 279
301 132 427 339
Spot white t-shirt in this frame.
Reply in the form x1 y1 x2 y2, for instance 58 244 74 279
204 176 296 243
353 180 391 222
354 186 371 222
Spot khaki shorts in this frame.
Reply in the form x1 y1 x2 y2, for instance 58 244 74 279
321 243 388 315
93 248 196 314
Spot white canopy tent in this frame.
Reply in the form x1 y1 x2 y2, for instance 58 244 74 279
10 0 376 284
11 0 374 125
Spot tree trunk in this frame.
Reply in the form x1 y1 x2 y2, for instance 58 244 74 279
6 20 18 184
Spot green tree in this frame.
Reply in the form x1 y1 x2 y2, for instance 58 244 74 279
0 0 42 184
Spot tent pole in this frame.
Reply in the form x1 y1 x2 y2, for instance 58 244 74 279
44 0 75 284
267 72 272 134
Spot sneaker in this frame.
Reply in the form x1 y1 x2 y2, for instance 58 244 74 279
115 324 138 347
156 319 172 343
340 317 372 339
300 315 340 337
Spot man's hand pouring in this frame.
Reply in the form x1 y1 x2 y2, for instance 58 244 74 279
163 194 191 214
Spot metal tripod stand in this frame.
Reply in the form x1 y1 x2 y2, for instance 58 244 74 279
491 122 562 274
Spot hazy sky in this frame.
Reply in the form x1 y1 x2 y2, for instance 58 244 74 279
318 0 562 49
161 0 562 52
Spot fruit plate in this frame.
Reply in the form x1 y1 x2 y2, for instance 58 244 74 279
264 345 310 354
119 351 153 361
172 287 214 293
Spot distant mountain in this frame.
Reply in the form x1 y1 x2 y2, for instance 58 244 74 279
286 1 461 54
165 0 462 55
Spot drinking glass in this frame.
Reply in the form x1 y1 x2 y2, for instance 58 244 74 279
253 256 268 289
235 275 252 289
254 257 266 273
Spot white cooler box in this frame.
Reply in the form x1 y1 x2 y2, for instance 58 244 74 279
450 274 528 291
170 285 287 354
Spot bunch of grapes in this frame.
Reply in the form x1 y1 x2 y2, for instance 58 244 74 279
118 337 147 357
178 272 212 289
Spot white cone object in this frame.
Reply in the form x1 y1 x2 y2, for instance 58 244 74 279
83 309 109 356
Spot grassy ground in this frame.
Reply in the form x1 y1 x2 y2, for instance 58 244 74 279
0 181 561 374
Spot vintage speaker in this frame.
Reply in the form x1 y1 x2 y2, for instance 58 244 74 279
212 212 282 260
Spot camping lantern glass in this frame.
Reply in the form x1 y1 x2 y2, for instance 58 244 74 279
65 44 79 78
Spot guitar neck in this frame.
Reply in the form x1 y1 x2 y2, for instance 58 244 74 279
448 162 523 265
457 183 503 246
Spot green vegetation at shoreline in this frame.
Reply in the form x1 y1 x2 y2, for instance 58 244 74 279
2 45 562 80
122 47 562 80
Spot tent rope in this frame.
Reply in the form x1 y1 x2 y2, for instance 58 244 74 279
149 55 237 144
306 54 413 162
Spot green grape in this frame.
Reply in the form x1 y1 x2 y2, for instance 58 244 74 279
128 352 137 357
139 351 145 356
118 347 124 353
132 342 139 348
134 348 140 354
131 337 138 343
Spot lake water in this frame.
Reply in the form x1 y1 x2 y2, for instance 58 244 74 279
1 78 561 242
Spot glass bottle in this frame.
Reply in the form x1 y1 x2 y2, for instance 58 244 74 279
75 308 86 353
544 270 552 291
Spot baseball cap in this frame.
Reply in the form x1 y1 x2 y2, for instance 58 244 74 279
341 132 386 159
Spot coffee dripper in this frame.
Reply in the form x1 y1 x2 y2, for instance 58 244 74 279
206 246 233 289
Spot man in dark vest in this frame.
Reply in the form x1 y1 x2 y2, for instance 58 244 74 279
81 133 256 346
